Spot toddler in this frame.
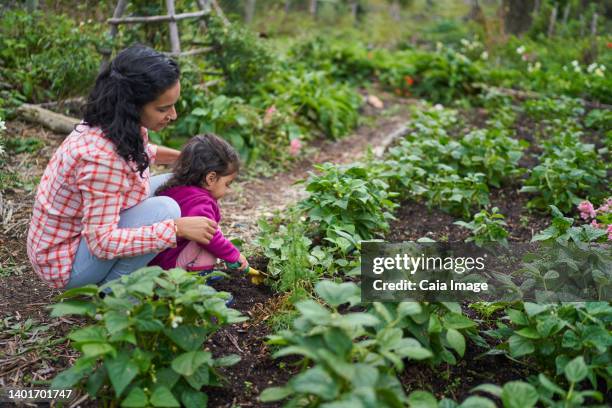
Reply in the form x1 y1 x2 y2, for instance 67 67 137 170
149 134 247 274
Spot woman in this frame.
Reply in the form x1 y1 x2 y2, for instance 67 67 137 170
27 44 216 289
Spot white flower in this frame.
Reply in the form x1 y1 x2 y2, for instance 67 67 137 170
516 46 525 54
171 315 183 328
480 51 488 60
0 120 5 132
574 66 582 73
0 144 5 156
600 65 606 71
434 104 444 110
94 314 103 321
460 39 469 46
571 60 579 67
587 63 597 73
527 62 541 73
594 68 605 77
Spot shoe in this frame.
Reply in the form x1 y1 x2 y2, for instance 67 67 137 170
188 265 224 282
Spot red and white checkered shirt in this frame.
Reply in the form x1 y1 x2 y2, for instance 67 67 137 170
27 124 177 288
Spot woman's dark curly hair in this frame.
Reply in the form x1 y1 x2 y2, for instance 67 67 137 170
156 134 240 195
82 44 180 177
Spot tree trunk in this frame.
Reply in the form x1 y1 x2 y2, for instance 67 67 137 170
501 0 534 35
284 0 291 14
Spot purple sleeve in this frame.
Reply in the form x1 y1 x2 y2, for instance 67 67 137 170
188 202 240 263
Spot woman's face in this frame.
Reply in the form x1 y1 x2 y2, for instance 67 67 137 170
140 81 181 132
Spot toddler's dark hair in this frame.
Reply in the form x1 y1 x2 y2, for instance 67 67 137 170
156 134 240 195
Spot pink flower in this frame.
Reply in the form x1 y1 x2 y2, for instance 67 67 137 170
578 201 596 220
591 220 600 228
607 225 612 240
289 139 301 156
263 105 277 125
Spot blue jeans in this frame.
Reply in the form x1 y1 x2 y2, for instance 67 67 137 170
66 173 176 288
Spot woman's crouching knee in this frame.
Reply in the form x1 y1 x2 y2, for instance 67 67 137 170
152 196 181 221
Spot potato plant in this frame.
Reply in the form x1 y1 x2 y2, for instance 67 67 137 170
50 267 246 408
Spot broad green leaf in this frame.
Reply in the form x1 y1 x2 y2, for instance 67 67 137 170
508 334 535 357
443 313 476 329
564 356 588 383
397 302 423 317
446 328 466 357
523 302 548 317
105 352 139 397
69 326 106 343
259 387 293 402
501 382 538 408
105 310 130 334
459 396 497 408
180 388 208 408
171 351 212 376
295 300 331 323
121 387 148 407
81 342 115 358
150 386 180 407
291 366 339 400
214 354 241 367
164 325 208 351
406 390 437 408
49 301 96 317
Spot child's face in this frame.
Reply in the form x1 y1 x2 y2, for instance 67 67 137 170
204 171 237 199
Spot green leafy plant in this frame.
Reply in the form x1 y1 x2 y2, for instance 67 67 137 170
520 135 608 213
426 172 490 218
454 207 509 247
261 281 432 407
204 16 275 98
253 66 361 140
297 162 398 246
49 267 246 407
0 10 104 103
486 302 611 389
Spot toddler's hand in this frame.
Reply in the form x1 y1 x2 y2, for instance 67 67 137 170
238 254 249 271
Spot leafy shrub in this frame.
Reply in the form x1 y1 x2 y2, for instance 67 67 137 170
50 267 246 407
289 36 377 83
411 47 483 104
517 206 611 302
487 302 611 389
204 16 275 98
0 10 103 103
411 364 605 408
253 67 361 139
368 301 479 366
584 109 612 131
454 207 509 247
523 97 584 121
255 211 316 295
520 137 608 213
261 281 431 407
297 162 398 245
425 172 490 218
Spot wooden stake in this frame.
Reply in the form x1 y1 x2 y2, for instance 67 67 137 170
107 10 208 24
245 0 256 24
166 0 181 55
547 4 557 37
101 0 128 71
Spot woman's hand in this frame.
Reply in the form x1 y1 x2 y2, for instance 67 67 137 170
174 217 217 244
